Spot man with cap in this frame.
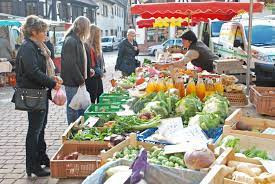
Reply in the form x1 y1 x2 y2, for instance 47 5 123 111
156 30 218 72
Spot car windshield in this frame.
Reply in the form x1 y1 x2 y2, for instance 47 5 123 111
101 37 112 42
244 25 275 46
211 21 224 37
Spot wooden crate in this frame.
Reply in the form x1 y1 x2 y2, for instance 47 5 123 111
61 116 109 146
250 86 275 116
200 149 267 184
50 142 109 178
224 109 275 140
213 59 246 74
215 132 275 160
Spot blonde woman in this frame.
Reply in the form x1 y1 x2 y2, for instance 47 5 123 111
61 16 91 124
85 24 105 103
13 15 61 177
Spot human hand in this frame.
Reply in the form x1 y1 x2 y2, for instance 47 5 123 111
54 76 63 84
54 82 62 91
134 46 138 51
90 68 95 77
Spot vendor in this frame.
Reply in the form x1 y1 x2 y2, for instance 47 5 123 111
156 30 218 72
0 29 13 60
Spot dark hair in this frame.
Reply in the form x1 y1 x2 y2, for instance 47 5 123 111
22 15 48 38
181 30 197 43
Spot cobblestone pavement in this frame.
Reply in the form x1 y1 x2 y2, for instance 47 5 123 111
0 51 153 184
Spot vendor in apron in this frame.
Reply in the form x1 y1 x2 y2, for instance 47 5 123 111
155 30 218 72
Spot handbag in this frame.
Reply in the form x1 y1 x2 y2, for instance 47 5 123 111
14 56 47 112
14 87 47 112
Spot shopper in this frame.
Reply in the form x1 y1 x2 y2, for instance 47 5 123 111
13 15 61 177
155 30 218 72
61 16 90 125
115 29 139 76
0 28 13 60
85 24 105 103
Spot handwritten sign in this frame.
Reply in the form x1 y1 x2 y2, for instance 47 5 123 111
158 117 184 140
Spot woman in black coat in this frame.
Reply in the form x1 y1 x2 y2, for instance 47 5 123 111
14 15 61 177
115 29 139 76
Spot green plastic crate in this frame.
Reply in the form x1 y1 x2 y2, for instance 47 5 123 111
84 103 124 120
99 93 130 104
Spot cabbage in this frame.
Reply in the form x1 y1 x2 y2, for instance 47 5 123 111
203 94 229 119
188 112 222 130
175 95 203 123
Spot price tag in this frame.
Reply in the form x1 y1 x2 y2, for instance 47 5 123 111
260 160 275 173
164 141 207 155
84 117 99 128
158 117 184 139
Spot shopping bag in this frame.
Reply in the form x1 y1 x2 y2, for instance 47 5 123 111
69 85 91 110
52 88 67 106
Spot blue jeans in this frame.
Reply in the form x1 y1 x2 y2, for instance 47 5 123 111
65 86 84 125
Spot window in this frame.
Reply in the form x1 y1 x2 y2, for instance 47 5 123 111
176 39 183 46
0 1 12 14
26 2 37 15
147 28 168 43
163 40 174 48
103 5 108 17
105 30 108 36
244 25 275 46
211 21 224 37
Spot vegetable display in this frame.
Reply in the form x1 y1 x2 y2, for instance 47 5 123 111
175 95 203 124
188 112 222 130
111 146 186 169
203 94 229 119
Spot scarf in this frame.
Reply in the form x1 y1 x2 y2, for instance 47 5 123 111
38 42 56 78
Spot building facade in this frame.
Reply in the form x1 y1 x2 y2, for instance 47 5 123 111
96 0 128 38
0 0 98 23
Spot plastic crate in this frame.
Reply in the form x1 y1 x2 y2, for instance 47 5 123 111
203 127 223 142
99 93 130 104
84 103 124 120
50 142 109 178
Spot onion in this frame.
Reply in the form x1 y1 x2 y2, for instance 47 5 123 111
184 148 215 170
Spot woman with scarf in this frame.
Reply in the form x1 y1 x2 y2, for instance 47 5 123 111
85 24 105 103
13 15 62 177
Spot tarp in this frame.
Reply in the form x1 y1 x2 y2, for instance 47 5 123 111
0 20 21 27
131 2 264 21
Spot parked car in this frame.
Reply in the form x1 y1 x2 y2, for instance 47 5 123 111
216 18 275 68
101 36 120 51
148 38 183 56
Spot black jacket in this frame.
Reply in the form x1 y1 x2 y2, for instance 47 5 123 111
115 39 139 76
61 32 87 87
15 38 56 89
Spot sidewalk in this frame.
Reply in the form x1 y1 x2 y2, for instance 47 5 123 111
0 87 83 184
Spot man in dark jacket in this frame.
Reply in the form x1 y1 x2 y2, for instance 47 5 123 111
115 29 139 76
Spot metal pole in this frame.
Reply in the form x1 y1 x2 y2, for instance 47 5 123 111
246 0 253 94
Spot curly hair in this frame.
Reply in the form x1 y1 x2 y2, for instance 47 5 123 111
22 15 48 38
86 24 101 57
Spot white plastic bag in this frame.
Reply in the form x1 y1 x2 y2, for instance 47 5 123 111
69 85 91 110
52 88 67 106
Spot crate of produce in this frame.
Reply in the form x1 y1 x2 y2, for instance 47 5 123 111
50 142 109 178
200 148 274 184
223 92 248 106
100 133 162 163
61 116 110 146
214 132 275 160
249 86 275 116
84 103 124 120
224 109 275 140
213 59 246 74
